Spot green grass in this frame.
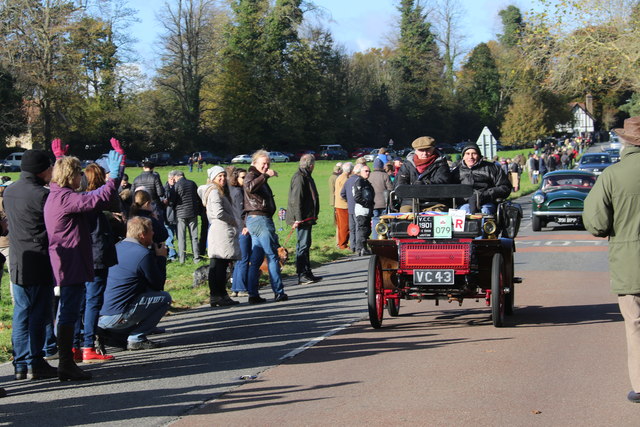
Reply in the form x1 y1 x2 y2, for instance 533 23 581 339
0 149 537 362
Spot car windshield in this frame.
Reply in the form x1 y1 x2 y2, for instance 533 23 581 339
581 155 610 164
543 175 596 191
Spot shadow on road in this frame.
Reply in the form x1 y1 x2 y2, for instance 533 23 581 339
513 303 621 327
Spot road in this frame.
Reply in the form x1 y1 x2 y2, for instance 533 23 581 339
174 199 637 425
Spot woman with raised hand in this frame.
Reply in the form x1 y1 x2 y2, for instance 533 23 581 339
44 141 124 382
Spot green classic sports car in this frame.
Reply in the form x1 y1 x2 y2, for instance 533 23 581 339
531 170 597 232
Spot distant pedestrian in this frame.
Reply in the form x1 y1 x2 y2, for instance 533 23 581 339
369 158 393 239
341 163 362 253
334 162 352 250
583 116 640 403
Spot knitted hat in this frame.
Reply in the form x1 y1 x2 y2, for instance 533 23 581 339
207 165 225 180
21 150 51 174
412 136 436 150
373 158 384 170
461 142 482 157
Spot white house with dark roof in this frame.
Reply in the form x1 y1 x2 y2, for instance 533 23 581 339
556 101 595 136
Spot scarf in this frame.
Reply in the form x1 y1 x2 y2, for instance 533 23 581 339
414 152 438 174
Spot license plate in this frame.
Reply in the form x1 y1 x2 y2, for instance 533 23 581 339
556 217 578 224
413 269 455 285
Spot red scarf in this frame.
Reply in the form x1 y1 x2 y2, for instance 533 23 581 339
414 152 438 174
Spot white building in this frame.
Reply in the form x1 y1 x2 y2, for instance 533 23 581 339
556 102 595 136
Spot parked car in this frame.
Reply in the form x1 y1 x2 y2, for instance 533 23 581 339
576 152 614 175
363 148 399 163
0 152 24 172
319 148 348 160
231 154 252 164
145 152 174 166
268 151 290 162
531 170 597 232
195 151 223 165
350 147 374 158
602 147 620 163
292 150 317 161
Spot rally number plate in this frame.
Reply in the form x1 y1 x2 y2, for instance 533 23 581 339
413 269 455 285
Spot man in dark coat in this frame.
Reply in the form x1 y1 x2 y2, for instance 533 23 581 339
3 149 58 380
133 161 165 221
286 154 321 285
395 136 452 211
352 164 375 256
340 163 362 252
451 142 512 214
168 171 200 264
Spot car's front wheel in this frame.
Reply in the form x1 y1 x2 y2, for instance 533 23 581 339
532 215 542 232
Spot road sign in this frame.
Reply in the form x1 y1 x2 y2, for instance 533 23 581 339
476 126 497 159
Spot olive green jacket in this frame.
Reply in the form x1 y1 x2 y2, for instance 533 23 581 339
583 145 640 294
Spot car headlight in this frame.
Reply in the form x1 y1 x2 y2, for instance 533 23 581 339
533 194 545 204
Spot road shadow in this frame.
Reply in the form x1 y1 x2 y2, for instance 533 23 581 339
512 303 621 327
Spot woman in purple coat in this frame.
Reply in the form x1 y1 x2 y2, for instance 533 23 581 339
44 150 123 381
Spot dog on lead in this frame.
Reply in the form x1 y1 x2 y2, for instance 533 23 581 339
192 247 289 288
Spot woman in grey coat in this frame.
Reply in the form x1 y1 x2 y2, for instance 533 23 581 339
198 166 241 307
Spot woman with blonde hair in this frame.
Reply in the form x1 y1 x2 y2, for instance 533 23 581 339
44 149 124 381
198 166 240 306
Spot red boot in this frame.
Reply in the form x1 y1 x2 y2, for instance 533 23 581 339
72 348 83 362
82 347 115 363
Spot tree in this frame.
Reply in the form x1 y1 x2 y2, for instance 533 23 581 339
430 0 467 95
0 0 82 145
457 43 501 132
500 90 548 145
390 0 446 141
498 5 524 48
0 68 27 144
155 0 218 153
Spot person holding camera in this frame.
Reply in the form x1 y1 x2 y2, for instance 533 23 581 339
98 216 172 351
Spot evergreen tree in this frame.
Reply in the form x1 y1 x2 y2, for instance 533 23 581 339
498 5 524 48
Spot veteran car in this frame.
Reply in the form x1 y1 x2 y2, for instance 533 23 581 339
531 170 597 232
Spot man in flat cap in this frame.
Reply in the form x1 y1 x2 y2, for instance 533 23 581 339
583 116 640 403
4 149 58 380
394 136 452 212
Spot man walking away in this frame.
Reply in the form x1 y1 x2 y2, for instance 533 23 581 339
286 154 322 285
583 116 640 403
369 158 393 239
169 171 200 264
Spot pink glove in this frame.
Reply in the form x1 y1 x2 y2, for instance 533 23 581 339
51 138 69 159
110 137 126 166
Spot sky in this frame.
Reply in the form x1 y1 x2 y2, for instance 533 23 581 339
128 0 530 75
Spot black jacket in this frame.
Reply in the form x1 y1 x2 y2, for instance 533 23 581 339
164 182 177 225
88 211 118 270
451 159 512 205
353 176 375 216
133 170 165 203
171 177 200 219
3 171 54 286
243 166 276 217
286 167 319 226
395 152 452 208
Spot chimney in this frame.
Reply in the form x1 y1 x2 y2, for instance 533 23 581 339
586 93 593 115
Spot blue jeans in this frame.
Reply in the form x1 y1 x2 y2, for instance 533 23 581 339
58 284 85 326
165 223 177 259
246 215 284 297
371 208 386 240
82 269 108 348
231 233 251 292
12 283 53 371
460 203 496 215
98 291 171 343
